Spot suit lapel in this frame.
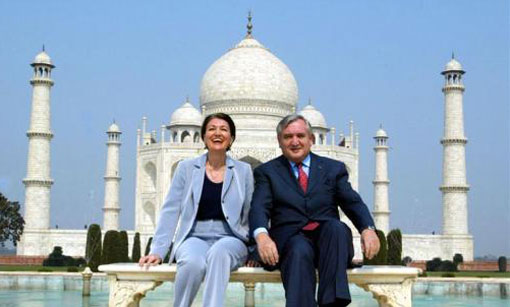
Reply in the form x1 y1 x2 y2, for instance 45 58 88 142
221 156 235 201
307 153 326 194
274 155 304 196
191 154 207 209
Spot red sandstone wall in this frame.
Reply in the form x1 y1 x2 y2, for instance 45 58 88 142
409 260 510 271
0 255 45 265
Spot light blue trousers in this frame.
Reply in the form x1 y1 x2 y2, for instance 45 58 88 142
173 220 248 307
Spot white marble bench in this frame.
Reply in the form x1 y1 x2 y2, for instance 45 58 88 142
98 263 421 307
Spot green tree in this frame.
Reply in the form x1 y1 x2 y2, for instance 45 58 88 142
0 193 25 247
363 229 387 265
144 237 153 256
119 230 129 262
387 229 402 265
453 253 464 268
498 256 507 272
85 224 102 272
131 232 141 263
101 230 120 264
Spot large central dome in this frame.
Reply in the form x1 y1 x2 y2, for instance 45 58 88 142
199 35 298 117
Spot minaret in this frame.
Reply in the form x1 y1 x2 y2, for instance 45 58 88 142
372 126 390 233
440 55 469 235
23 49 55 231
102 122 122 230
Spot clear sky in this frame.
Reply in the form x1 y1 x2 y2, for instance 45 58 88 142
0 1 508 257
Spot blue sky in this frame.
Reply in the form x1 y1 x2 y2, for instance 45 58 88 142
0 1 508 257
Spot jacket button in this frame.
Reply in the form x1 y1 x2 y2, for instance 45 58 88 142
225 216 229 220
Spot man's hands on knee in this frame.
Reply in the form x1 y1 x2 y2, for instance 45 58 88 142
255 233 279 266
138 254 162 268
361 229 380 260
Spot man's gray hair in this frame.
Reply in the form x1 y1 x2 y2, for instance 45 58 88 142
276 114 313 138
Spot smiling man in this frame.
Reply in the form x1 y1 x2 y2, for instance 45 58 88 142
249 114 380 307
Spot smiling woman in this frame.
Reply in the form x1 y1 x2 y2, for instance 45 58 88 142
138 112 255 307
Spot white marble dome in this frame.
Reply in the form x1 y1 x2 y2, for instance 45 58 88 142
375 127 388 138
107 122 121 133
200 36 298 108
444 58 463 71
169 100 202 126
33 51 53 66
299 103 327 129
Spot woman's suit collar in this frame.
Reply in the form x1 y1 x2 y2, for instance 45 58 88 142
191 153 235 208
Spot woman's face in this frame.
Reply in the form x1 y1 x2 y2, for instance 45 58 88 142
204 118 232 152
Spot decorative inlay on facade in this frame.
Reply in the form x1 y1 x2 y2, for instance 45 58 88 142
439 185 470 192
442 85 465 92
22 179 53 186
440 138 467 145
30 79 54 86
26 131 54 138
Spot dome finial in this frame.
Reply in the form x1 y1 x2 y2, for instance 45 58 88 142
246 10 253 38
186 95 190 102
42 44 45 52
308 97 312 105
452 51 455 59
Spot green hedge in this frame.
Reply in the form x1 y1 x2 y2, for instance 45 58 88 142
102 230 120 264
85 224 102 272
387 229 402 265
132 232 141 263
119 231 130 262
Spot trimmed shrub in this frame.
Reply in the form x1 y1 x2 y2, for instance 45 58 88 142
38 268 53 272
387 229 402 265
119 231 130 262
438 260 458 272
498 256 507 272
453 253 463 268
426 257 443 271
43 246 78 267
85 224 102 272
402 256 413 266
102 230 120 264
144 237 153 256
363 229 387 265
131 232 141 263
441 272 455 277
67 266 79 272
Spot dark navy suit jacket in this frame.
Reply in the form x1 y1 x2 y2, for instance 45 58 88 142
249 152 374 255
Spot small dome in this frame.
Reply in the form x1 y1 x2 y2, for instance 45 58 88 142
170 100 202 127
375 127 387 138
33 51 53 66
299 103 327 129
444 58 463 71
107 122 121 133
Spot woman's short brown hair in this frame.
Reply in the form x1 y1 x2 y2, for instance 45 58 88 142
201 113 236 151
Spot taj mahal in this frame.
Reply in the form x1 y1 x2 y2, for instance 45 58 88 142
17 16 473 261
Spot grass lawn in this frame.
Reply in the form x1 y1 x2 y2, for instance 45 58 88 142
0 265 85 272
424 271 510 278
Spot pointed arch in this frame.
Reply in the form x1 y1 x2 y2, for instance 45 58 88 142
143 162 157 192
143 201 156 228
239 156 262 170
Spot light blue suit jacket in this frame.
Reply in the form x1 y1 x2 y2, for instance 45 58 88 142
150 153 254 262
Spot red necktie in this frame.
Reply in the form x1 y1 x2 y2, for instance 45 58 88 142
297 163 308 193
297 163 320 231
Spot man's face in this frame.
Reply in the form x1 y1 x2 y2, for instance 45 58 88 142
278 119 314 163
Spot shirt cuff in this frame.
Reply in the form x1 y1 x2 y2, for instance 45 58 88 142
253 227 268 238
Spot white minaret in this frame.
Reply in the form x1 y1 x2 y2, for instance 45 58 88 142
102 122 122 230
23 49 55 231
372 126 390 233
440 55 469 236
